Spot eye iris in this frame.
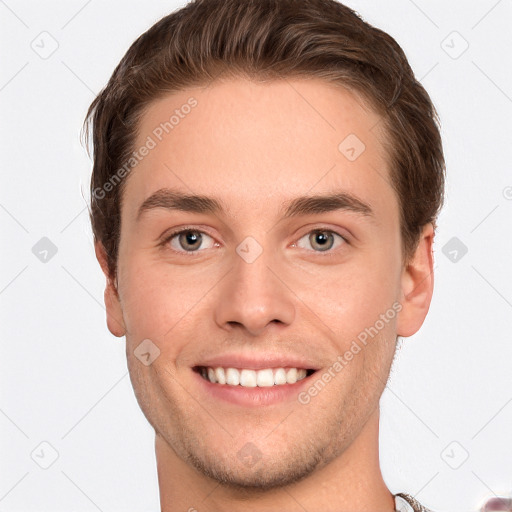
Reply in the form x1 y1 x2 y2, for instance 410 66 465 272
179 231 202 251
310 231 333 251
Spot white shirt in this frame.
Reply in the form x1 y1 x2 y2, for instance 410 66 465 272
395 493 432 512
395 495 414 511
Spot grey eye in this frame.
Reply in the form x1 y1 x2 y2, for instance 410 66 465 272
170 230 215 252
296 230 345 252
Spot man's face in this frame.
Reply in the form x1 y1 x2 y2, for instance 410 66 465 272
107 78 415 488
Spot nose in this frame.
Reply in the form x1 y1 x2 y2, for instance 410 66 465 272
213 243 296 337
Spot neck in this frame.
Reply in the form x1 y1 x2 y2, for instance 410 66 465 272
155 408 395 512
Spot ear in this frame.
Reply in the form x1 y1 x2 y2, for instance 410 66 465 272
94 241 126 338
396 223 435 337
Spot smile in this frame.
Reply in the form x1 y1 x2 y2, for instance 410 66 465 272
195 366 315 387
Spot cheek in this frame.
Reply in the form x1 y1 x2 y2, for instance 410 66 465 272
118 254 220 344
297 249 401 341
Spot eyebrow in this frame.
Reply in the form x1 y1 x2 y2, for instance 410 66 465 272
136 187 374 221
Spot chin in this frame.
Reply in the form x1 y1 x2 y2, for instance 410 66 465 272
187 449 324 491
176 429 336 493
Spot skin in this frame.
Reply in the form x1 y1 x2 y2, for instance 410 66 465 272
95 77 434 512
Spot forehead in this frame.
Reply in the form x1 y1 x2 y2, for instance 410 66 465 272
123 77 395 223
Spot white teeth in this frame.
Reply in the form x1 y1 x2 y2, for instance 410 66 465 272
274 368 287 385
256 369 274 387
214 367 226 384
201 366 311 387
286 368 298 384
225 367 240 386
240 369 257 387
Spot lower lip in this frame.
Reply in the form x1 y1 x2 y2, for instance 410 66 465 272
192 369 316 407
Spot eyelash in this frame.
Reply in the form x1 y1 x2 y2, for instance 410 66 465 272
159 226 350 257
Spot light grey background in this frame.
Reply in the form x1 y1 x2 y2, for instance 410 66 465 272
1 1 511 511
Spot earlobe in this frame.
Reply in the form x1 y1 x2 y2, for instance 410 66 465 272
396 223 435 338
94 241 127 338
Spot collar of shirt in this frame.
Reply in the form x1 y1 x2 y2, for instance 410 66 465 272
395 493 433 512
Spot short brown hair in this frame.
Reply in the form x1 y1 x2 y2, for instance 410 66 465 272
83 0 445 281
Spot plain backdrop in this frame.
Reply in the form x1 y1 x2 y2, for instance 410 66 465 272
1 1 511 511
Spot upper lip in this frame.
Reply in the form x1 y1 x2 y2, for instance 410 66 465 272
194 353 319 371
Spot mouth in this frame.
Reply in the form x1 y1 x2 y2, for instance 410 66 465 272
193 366 317 387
